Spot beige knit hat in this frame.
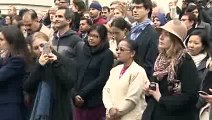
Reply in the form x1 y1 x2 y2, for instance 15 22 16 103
157 20 187 46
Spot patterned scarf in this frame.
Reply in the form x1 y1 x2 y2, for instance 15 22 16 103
153 49 186 82
130 19 152 40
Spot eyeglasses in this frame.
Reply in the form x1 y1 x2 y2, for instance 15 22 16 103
88 34 99 39
116 47 130 52
59 1 67 4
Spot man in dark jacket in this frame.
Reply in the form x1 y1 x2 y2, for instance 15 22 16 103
130 0 159 79
52 7 83 120
52 7 83 58
79 17 92 41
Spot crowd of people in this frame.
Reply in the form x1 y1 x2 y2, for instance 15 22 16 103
0 0 212 120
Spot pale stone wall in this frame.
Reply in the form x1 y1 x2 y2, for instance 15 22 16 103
0 0 183 15
0 0 54 15
88 0 183 13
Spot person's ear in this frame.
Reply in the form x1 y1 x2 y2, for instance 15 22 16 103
124 28 128 34
131 50 135 58
66 18 72 24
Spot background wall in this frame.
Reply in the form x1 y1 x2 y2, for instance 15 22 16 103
0 0 54 15
0 0 183 15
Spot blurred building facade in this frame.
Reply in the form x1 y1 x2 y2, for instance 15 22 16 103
0 0 182 15
0 0 54 15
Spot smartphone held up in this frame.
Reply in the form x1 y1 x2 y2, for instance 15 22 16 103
43 43 51 55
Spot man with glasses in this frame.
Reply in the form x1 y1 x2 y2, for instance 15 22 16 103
130 0 158 79
55 0 70 8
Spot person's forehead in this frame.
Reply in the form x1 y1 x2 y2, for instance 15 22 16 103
181 15 188 19
102 9 109 12
23 15 33 23
60 0 67 2
110 4 118 8
111 26 123 31
131 3 144 6
118 41 129 47
56 9 65 14
84 13 89 15
80 20 87 24
49 10 57 14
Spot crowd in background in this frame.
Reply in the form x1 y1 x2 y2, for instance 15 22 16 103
0 0 212 120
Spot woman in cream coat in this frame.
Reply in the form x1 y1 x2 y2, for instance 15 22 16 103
103 40 149 120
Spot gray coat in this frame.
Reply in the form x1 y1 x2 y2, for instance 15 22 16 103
197 21 212 43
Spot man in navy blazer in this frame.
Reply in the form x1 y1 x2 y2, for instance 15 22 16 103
130 0 159 80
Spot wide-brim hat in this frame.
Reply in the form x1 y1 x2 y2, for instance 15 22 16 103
157 20 187 47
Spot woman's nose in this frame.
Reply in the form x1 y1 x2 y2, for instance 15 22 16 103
39 47 43 53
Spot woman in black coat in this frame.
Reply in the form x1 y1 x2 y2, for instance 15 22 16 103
142 20 201 120
24 32 75 120
72 25 114 120
0 25 32 120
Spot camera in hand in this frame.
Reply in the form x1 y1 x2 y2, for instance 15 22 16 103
149 82 156 91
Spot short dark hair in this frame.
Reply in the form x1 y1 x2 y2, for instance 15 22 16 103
182 12 197 27
23 9 38 20
185 4 201 23
125 39 138 52
58 7 75 21
80 17 93 26
73 0 87 12
132 0 153 18
187 29 210 53
102 6 110 13
57 7 75 28
19 8 29 19
111 17 131 31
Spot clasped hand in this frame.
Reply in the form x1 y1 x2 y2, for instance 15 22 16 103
199 89 212 103
106 107 121 120
74 95 84 107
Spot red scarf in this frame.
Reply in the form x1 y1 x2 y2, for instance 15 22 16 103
119 66 129 79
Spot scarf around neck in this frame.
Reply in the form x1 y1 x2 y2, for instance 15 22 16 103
153 49 186 82
30 81 52 120
130 19 152 40
190 52 207 67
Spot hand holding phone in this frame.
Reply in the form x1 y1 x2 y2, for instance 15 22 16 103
149 82 156 91
43 43 51 55
198 91 209 96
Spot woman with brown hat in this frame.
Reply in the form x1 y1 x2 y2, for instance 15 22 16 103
142 20 201 120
